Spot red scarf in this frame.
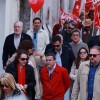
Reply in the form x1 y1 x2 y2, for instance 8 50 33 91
17 64 26 86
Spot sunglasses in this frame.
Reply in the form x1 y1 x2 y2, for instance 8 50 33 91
68 27 74 30
53 45 60 48
20 58 28 61
89 54 100 57
0 84 9 88
79 51 87 54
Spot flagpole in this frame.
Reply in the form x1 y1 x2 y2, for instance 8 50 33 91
92 0 95 36
84 0 86 21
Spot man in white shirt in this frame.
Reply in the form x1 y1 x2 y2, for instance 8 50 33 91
27 17 50 54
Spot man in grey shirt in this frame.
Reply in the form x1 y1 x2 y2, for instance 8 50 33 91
69 29 89 58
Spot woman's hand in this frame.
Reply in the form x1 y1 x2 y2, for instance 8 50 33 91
23 84 28 90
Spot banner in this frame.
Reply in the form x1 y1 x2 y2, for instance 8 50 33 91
97 1 100 8
28 0 44 13
86 0 93 2
85 1 93 18
72 0 81 17
60 7 81 27
94 2 100 29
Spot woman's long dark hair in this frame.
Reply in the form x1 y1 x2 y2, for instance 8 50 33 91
17 40 34 52
15 49 28 64
74 47 89 69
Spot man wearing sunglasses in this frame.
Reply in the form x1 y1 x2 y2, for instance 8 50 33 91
71 46 100 100
59 20 77 44
45 35 75 74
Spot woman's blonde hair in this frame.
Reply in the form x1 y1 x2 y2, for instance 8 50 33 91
0 73 16 91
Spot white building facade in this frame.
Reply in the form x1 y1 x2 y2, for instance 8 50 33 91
0 0 85 73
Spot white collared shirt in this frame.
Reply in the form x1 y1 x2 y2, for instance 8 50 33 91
48 63 56 75
14 34 21 49
55 48 62 66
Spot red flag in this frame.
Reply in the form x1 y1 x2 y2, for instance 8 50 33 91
28 0 44 13
60 7 81 28
60 7 72 27
85 1 93 18
94 3 100 29
72 0 81 17
97 1 100 7
86 0 93 2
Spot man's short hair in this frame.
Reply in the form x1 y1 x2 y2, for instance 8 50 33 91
90 46 100 53
68 20 77 27
71 29 80 36
45 53 56 60
14 21 23 27
52 35 61 43
64 20 69 25
33 17 41 23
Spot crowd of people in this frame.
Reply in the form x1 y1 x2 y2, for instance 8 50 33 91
1 9 100 100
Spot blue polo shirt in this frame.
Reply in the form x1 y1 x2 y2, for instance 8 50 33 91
88 64 99 100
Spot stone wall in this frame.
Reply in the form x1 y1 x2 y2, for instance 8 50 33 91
19 0 31 32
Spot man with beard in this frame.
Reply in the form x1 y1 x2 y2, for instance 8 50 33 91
59 20 77 44
71 46 100 100
2 21 32 70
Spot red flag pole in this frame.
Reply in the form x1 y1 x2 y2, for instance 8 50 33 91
84 0 86 20
92 0 95 36
72 0 81 17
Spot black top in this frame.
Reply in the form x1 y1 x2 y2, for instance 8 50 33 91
59 29 72 44
45 45 75 73
2 33 32 66
88 35 100 49
6 61 36 100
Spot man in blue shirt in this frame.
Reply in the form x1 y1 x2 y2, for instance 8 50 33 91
71 46 100 100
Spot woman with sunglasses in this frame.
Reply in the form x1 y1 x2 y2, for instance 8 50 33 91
70 47 89 81
6 50 36 100
6 40 46 100
0 73 22 99
70 47 89 99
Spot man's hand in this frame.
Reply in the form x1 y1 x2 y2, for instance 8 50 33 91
23 84 28 90
3 66 7 70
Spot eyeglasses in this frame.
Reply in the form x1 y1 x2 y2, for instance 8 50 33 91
53 45 60 48
79 51 87 54
0 84 9 88
89 54 100 57
28 48 34 50
68 27 75 30
20 58 28 61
